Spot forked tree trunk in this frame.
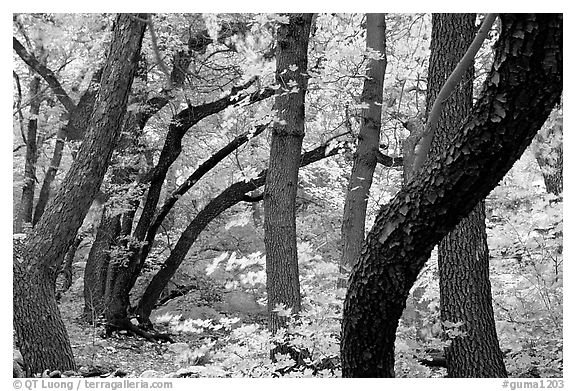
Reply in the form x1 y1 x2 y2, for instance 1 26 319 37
341 14 562 377
340 13 387 280
264 13 313 334
13 14 147 374
427 13 507 377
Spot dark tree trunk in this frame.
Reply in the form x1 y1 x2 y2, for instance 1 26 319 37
341 14 562 377
264 13 313 334
134 141 345 323
83 208 121 320
17 60 44 232
340 13 387 278
56 233 84 300
427 13 507 377
13 14 147 374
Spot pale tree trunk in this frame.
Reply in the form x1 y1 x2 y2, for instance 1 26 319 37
264 13 313 335
341 14 562 377
13 14 147 374
339 13 387 281
427 13 507 377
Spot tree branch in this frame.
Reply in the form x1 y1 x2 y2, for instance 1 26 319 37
13 37 77 113
376 151 403 167
411 13 497 174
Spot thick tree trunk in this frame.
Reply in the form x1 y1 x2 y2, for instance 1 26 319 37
427 13 507 377
13 14 147 374
340 13 387 277
264 13 313 334
341 14 562 377
17 63 44 232
134 142 345 323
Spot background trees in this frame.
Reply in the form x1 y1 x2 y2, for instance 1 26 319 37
12 13 562 378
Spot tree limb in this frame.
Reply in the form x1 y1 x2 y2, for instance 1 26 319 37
411 13 496 174
13 37 77 113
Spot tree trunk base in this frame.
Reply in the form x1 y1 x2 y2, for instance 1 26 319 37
104 318 173 343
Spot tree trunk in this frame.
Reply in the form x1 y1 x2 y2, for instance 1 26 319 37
83 208 121 320
13 13 147 374
341 14 562 377
426 13 507 377
339 13 387 279
84 59 148 324
17 56 45 232
264 13 313 334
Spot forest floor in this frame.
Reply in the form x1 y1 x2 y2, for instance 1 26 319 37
57 271 266 378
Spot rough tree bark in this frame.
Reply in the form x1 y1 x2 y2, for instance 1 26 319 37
83 58 148 322
340 13 387 278
13 13 147 374
341 14 562 377
264 13 313 334
427 13 507 377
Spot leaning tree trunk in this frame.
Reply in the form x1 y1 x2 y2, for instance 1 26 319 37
264 13 313 334
13 14 147 374
340 13 387 280
427 13 507 377
341 14 562 377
